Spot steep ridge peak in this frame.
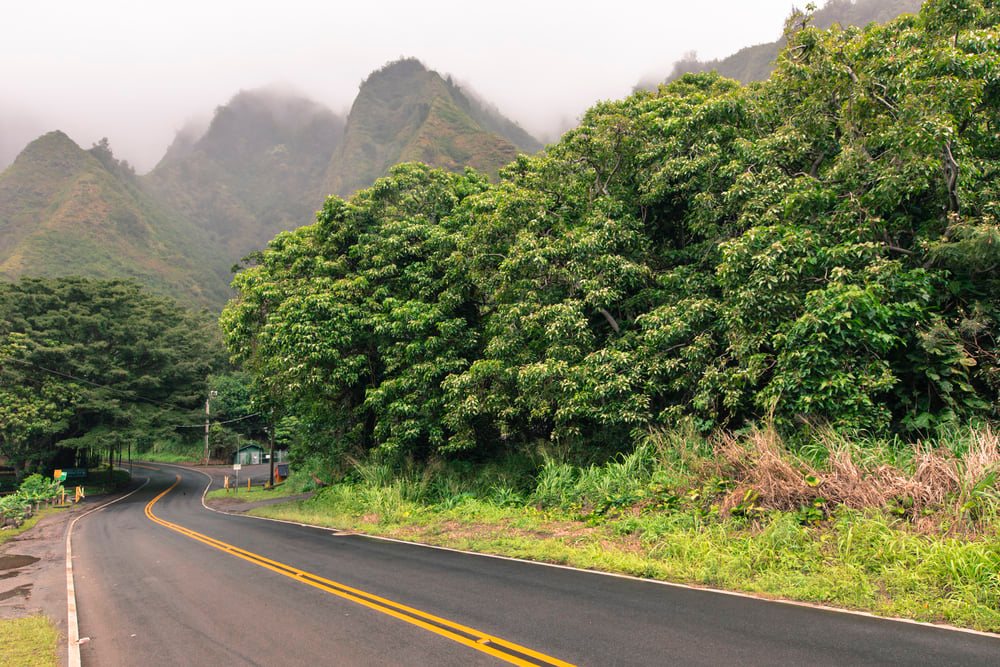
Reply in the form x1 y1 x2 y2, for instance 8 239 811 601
145 86 345 260
7 130 91 176
324 57 539 198
0 129 229 307
155 87 343 173
636 0 923 89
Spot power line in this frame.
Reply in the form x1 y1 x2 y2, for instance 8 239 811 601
6 357 189 410
4 357 263 428
175 412 262 428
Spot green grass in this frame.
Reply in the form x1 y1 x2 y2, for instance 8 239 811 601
0 507 66 548
134 440 205 465
206 483 299 502
82 468 131 496
137 451 201 464
251 425 1000 633
253 494 1000 632
0 615 59 667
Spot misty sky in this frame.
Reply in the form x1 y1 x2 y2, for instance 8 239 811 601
2 0 803 172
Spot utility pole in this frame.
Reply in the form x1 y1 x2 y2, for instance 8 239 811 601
204 390 217 465
268 414 276 488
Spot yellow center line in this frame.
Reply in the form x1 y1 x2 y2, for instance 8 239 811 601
144 474 575 667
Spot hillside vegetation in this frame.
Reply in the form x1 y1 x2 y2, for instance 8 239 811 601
1 66 540 307
0 132 230 307
324 58 540 197
226 1 999 467
145 90 345 260
638 0 924 88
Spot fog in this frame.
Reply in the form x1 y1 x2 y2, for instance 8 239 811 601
1 0 801 172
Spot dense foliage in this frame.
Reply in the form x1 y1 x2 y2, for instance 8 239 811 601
225 2 999 467
0 474 64 526
0 277 224 471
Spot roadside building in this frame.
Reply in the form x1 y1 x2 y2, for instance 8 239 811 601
233 443 265 465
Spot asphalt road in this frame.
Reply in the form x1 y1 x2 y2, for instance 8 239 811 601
71 463 1000 666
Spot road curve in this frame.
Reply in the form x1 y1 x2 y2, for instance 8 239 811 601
70 464 1000 666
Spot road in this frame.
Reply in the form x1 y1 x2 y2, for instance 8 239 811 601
70 463 1000 666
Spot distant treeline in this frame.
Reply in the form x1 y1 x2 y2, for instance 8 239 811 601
0 278 224 472
224 2 998 467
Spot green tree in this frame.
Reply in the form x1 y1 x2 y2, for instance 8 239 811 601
223 164 490 463
0 278 224 471
226 1 999 471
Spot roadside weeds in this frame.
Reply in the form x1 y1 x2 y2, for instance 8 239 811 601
230 425 1000 635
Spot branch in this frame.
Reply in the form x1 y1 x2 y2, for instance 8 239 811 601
597 307 621 334
885 244 916 257
943 141 960 214
809 150 826 178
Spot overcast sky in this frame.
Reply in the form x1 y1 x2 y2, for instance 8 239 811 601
1 0 801 172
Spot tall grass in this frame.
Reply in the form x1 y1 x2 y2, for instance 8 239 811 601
303 423 999 534
255 423 1000 630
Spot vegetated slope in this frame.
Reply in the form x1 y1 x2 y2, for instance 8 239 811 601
0 131 230 307
145 89 344 259
226 3 1000 463
324 58 540 198
637 0 923 89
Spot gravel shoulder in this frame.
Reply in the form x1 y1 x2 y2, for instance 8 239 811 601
0 503 81 665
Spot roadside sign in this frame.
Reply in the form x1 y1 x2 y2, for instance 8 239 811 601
233 464 242 471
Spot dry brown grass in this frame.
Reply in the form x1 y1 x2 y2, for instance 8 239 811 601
716 428 818 512
714 425 1000 527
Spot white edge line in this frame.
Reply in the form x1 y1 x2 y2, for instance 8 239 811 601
148 461 338 532
145 462 1000 642
66 476 150 667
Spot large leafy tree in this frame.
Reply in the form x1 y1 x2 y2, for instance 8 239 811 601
442 73 753 453
223 164 490 463
0 278 223 471
711 0 1000 431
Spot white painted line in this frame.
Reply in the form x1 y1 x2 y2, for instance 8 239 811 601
138 462 1000 642
66 478 149 667
149 461 340 532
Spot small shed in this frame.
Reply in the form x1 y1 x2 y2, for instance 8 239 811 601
233 443 265 465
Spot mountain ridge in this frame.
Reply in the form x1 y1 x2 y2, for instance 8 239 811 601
324 58 538 197
145 88 345 260
0 62 543 308
0 131 230 307
636 0 924 89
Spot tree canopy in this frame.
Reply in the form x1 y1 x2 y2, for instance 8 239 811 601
0 277 224 471
224 1 999 466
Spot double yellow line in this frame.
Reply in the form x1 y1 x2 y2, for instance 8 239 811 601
145 475 574 667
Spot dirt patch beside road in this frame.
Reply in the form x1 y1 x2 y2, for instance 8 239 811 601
0 504 81 651
205 492 314 514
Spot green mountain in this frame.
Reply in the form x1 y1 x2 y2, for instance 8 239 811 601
637 0 923 88
0 131 230 306
145 89 345 259
0 64 542 309
324 58 541 197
